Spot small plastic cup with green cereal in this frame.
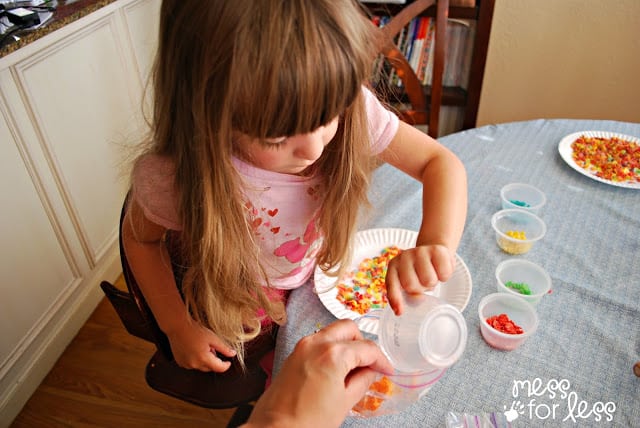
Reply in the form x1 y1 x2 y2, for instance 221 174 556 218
495 259 552 305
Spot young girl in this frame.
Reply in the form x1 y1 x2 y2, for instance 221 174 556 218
122 0 467 376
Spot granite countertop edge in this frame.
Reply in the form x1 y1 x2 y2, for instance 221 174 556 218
0 0 117 59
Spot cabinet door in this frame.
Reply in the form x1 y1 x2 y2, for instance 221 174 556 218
123 0 161 83
12 13 140 268
0 105 77 382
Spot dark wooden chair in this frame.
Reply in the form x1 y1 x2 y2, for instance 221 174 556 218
371 0 450 137
100 195 272 427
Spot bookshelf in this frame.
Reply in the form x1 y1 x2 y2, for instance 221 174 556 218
360 0 495 136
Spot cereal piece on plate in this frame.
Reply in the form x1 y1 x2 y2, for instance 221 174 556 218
571 135 640 183
335 246 402 315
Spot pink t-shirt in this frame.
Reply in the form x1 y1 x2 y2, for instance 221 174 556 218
131 87 399 290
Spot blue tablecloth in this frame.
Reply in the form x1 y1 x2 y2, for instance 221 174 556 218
273 119 640 427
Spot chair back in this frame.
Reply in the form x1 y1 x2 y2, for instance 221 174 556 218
117 194 174 359
100 193 270 411
373 0 449 137
99 281 155 343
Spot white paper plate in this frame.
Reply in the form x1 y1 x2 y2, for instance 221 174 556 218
558 130 640 189
314 228 472 334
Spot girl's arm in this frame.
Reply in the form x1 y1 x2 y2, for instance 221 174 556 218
121 198 236 371
378 121 468 314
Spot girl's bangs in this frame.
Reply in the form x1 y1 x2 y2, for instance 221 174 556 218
230 1 371 139
234 63 362 140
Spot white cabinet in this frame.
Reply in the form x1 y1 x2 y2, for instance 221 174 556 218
123 0 161 83
0 89 76 361
0 0 159 424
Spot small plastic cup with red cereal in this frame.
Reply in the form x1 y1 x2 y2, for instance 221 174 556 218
478 293 538 351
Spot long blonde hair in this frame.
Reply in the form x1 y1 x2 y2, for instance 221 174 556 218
147 0 379 364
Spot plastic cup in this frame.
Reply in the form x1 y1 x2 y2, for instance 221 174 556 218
351 294 467 417
500 183 546 214
495 259 552 305
491 209 546 255
478 293 538 351
378 293 467 372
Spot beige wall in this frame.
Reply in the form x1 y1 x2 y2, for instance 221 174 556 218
476 0 640 126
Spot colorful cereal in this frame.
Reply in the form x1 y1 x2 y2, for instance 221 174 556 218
335 246 402 315
571 135 640 183
509 199 531 207
505 281 532 295
352 376 394 413
486 313 524 335
506 230 527 240
497 230 532 254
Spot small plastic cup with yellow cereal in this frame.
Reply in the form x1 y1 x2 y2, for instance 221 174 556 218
491 209 546 255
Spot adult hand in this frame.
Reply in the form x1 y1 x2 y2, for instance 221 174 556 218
385 244 456 315
243 319 394 428
166 318 237 372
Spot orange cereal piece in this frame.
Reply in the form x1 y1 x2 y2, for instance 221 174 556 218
369 376 393 395
352 376 394 414
354 395 384 412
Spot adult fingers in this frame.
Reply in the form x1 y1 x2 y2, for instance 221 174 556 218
310 319 364 343
344 367 380 402
298 322 393 377
294 319 365 365
337 338 394 376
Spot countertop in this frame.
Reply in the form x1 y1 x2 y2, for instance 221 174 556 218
0 0 116 58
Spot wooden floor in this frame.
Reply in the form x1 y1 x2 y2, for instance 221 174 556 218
10 276 237 428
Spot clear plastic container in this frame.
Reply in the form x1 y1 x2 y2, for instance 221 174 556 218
351 369 447 417
351 293 468 417
378 293 467 372
478 293 538 351
495 259 552 305
491 209 546 255
500 182 546 214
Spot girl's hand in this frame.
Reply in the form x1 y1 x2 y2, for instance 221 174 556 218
385 244 456 315
165 318 237 372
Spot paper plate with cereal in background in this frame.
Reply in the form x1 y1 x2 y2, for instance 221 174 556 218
558 130 640 189
314 228 472 334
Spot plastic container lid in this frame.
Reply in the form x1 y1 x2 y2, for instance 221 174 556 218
418 304 468 368
378 294 467 372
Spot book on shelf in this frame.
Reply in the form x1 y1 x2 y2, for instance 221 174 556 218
368 11 478 137
443 19 476 88
371 14 476 90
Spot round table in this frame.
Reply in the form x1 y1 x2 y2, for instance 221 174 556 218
274 119 640 427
